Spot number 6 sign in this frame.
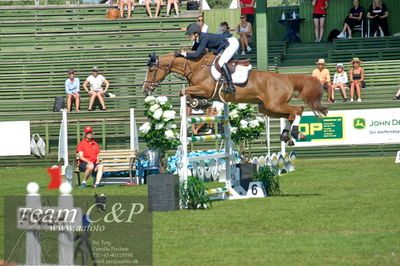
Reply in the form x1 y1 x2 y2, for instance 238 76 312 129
246 182 267 198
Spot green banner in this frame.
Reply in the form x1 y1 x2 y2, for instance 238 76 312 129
298 116 344 142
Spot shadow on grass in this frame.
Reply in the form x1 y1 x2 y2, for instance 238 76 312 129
275 193 323 197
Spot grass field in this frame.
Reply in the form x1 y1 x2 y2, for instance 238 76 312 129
1 157 400 265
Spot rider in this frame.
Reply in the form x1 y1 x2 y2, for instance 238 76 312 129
176 23 239 94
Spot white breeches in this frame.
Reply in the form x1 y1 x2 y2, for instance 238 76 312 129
218 37 239 67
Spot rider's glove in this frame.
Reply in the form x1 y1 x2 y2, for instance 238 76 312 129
174 50 182 57
174 50 187 57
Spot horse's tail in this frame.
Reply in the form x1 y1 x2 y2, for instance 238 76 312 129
289 75 328 116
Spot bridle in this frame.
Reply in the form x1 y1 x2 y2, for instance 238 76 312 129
143 56 175 92
143 53 212 93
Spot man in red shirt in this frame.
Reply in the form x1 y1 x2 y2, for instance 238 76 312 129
77 127 104 188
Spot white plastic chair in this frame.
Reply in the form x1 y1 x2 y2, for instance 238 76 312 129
353 19 364 38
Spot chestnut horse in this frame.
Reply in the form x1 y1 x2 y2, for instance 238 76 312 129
143 52 328 143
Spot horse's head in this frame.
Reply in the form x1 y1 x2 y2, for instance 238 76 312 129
143 52 174 96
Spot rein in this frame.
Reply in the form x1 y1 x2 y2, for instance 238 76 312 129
144 53 214 90
143 56 175 89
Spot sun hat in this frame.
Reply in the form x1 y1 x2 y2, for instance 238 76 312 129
68 70 75 74
92 67 99 72
336 63 344 68
350 58 362 64
316 59 326 65
83 127 93 134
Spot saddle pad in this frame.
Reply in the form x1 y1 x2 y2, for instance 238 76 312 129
211 64 252 84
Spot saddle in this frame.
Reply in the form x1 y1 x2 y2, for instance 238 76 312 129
215 56 251 74
211 55 252 85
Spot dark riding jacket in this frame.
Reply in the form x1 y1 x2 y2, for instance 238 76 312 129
186 33 229 59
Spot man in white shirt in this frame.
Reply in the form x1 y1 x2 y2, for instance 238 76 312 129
83 67 110 111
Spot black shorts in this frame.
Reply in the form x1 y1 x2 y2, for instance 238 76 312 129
245 14 254 25
322 83 328 91
79 162 99 172
344 17 361 30
313 13 326 19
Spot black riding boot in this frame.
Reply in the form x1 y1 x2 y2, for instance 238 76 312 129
221 63 235 94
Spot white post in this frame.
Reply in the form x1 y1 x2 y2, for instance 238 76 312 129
265 117 271 157
223 103 232 185
130 108 139 151
62 110 68 167
280 118 286 155
180 86 189 182
25 182 41 265
58 110 69 175
58 183 74 265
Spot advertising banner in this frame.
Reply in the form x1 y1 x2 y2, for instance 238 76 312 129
293 108 400 147
0 121 31 156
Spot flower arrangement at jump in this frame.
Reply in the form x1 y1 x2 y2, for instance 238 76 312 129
139 96 180 161
229 103 265 160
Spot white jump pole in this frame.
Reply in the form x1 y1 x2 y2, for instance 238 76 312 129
280 118 286 155
223 102 232 185
130 108 139 151
180 86 189 182
264 116 271 157
58 110 69 175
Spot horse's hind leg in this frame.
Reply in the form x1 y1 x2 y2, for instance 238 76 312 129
265 103 306 141
288 106 305 141
258 104 291 143
280 120 292 142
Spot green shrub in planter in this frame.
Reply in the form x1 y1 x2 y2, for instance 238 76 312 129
253 167 282 196
180 176 212 210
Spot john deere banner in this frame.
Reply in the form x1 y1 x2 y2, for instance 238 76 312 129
293 108 400 147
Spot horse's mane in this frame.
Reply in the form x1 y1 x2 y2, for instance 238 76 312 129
190 52 216 63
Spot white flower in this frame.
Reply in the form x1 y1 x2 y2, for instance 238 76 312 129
156 96 168 105
163 110 176 121
240 120 248 128
149 104 160 112
153 108 163 120
229 109 239 118
155 123 164 130
256 116 264 123
238 103 248 110
144 96 156 103
231 126 238 134
249 120 260 128
169 124 177 129
139 122 151 134
165 130 175 140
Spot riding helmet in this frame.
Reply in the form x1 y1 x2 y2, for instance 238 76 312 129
185 23 201 35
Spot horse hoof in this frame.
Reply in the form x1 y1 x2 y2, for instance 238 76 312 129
287 139 295 146
298 133 306 141
280 131 290 142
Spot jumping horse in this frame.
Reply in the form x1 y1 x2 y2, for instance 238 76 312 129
142 52 328 144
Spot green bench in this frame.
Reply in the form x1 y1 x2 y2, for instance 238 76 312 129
332 36 400 50
0 4 189 20
328 47 400 62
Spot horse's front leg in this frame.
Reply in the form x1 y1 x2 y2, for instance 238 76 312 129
185 85 212 108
